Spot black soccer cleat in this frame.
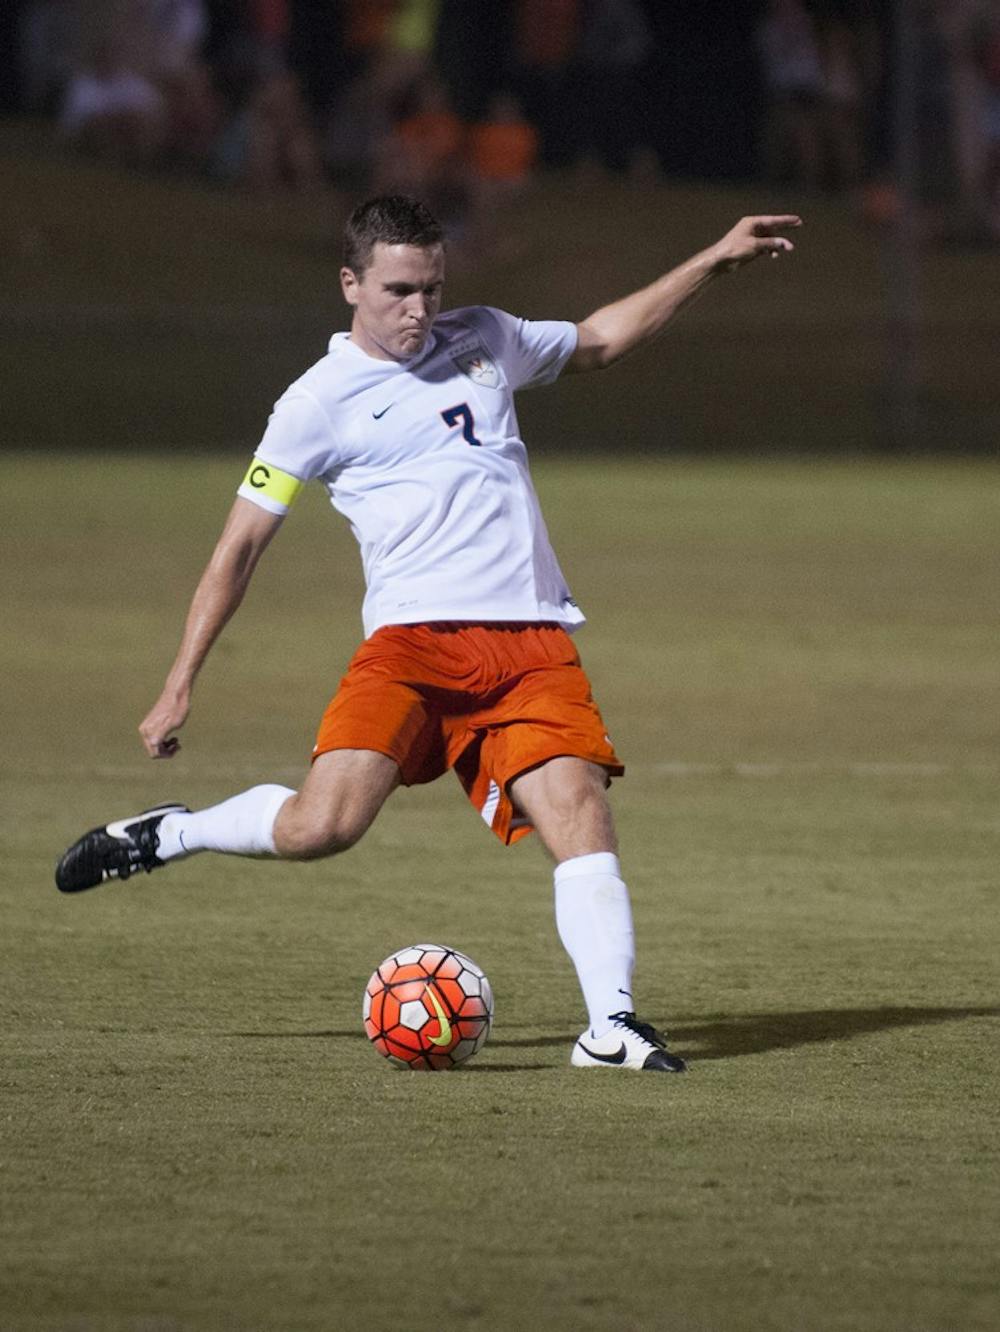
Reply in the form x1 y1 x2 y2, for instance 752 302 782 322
55 804 189 893
571 1010 687 1073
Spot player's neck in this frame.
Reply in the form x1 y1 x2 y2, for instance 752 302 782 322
348 318 434 365
348 326 399 362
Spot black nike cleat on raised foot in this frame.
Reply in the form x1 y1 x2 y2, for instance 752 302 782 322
55 804 189 893
571 1010 687 1073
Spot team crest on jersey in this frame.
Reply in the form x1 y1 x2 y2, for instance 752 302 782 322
452 347 500 389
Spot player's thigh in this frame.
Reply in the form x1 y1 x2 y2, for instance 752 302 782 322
275 748 401 856
509 756 618 862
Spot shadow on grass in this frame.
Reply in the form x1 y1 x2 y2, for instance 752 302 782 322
461 1063 550 1073
229 1028 578 1048
227 1005 999 1063
487 1034 577 1049
230 1029 362 1039
672 1004 1000 1061
226 1029 553 1071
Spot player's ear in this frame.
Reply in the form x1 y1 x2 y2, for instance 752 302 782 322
340 265 360 307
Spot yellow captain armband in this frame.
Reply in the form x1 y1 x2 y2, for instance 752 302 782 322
238 457 305 510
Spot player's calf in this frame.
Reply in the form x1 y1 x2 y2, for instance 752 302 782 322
272 749 400 859
271 794 379 859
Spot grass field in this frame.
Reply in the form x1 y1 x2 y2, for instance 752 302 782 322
2 451 998 1331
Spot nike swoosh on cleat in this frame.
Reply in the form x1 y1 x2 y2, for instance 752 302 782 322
372 404 394 419
104 817 140 840
576 1041 628 1065
104 804 186 841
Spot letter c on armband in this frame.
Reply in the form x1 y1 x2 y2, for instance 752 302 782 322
239 457 304 509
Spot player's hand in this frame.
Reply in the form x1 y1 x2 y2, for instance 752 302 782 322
139 688 190 759
710 215 802 273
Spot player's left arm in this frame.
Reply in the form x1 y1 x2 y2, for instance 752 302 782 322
567 214 802 373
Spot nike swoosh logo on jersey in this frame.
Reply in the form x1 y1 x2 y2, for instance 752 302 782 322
576 1040 628 1065
372 404 394 419
424 984 453 1047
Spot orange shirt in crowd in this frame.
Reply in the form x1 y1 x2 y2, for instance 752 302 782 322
468 120 539 182
396 108 465 170
343 0 399 56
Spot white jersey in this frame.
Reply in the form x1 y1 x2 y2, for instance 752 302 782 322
238 305 584 638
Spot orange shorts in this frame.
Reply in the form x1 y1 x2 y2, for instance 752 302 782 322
313 622 624 845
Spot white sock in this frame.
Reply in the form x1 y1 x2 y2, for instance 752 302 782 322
554 851 636 1037
156 785 295 860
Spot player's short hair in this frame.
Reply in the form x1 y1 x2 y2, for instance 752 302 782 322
343 195 445 278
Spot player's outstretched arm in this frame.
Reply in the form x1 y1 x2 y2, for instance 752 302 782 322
568 214 802 373
138 498 284 759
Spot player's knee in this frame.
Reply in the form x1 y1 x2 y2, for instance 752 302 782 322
274 804 370 860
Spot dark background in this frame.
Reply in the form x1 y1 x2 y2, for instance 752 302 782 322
3 1 998 455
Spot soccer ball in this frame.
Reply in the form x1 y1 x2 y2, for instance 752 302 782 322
363 943 494 1070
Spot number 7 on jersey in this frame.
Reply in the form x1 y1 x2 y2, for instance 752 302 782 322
441 402 483 447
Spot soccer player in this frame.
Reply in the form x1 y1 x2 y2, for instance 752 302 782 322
56 196 800 1073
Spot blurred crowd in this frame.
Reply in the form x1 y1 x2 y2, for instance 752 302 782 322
3 0 1000 242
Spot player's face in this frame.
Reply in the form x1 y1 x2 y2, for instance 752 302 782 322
341 242 445 362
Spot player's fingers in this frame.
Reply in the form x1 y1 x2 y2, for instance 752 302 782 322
145 735 180 759
751 214 803 232
139 724 175 757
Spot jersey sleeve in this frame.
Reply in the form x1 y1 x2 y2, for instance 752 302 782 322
237 389 339 515
475 306 578 391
